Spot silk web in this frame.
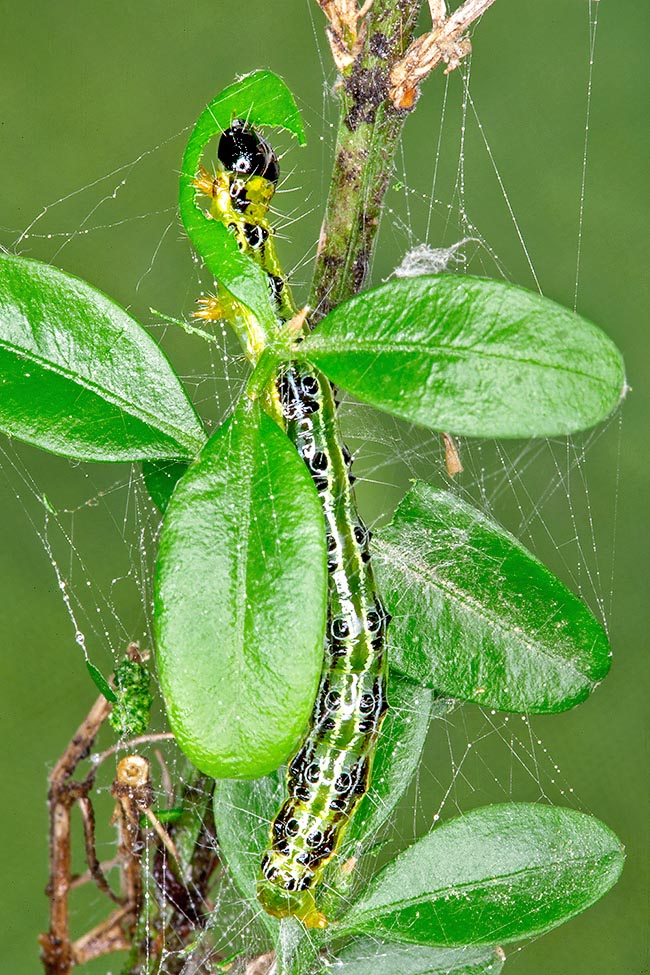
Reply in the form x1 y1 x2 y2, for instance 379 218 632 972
0 3 622 972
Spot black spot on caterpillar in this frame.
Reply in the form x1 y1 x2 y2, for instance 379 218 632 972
202 121 390 929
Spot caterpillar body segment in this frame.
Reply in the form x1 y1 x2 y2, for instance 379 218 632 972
257 365 390 927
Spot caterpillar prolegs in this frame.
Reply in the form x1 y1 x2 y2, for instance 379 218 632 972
197 122 390 928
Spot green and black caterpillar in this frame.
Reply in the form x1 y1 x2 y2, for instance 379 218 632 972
195 120 390 928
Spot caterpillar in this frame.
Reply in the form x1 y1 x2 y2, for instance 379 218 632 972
194 120 390 929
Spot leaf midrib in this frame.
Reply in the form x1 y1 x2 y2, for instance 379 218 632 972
346 849 617 923
375 536 593 686
306 334 614 388
0 337 203 453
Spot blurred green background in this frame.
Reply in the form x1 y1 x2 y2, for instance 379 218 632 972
1 1 647 972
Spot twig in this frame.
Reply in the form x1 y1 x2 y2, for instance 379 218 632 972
317 0 376 71
245 952 276 975
111 754 153 920
390 0 498 108
92 731 176 768
310 0 497 320
442 432 463 476
78 795 123 904
39 692 112 975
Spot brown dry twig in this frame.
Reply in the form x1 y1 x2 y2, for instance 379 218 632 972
39 698 156 973
317 0 375 71
39 692 114 974
390 0 498 108
442 432 463 477
39 642 187 974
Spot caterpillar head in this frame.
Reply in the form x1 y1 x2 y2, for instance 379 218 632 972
257 872 327 930
218 119 280 184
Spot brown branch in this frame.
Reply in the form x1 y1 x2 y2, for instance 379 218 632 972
317 0 375 71
39 692 112 975
390 0 498 108
71 907 132 964
111 755 153 923
244 952 276 975
92 731 176 769
78 795 123 904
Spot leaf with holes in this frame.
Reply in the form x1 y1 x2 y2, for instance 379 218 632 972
0 254 205 461
302 275 625 437
328 939 505 975
154 397 326 778
372 482 611 713
338 803 624 947
180 70 305 330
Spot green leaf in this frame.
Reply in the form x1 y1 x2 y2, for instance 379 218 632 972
328 939 505 975
213 770 284 938
0 254 205 461
373 483 611 713
338 803 624 947
302 275 626 438
323 679 450 918
142 459 188 512
86 661 117 703
180 70 305 330
338 678 447 860
154 397 326 779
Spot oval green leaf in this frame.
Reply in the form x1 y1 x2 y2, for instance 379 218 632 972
339 803 624 947
86 661 117 703
180 70 305 330
154 397 326 778
213 770 284 938
373 482 611 713
302 275 626 437
0 254 204 461
328 939 505 975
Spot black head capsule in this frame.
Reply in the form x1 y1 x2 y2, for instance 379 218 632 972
218 119 280 183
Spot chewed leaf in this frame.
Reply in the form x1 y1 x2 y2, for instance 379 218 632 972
180 71 305 329
302 274 626 438
0 254 205 461
329 939 505 975
154 397 326 779
373 482 611 713
339 803 624 947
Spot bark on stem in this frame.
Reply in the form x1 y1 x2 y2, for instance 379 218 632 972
309 0 497 321
309 0 422 322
